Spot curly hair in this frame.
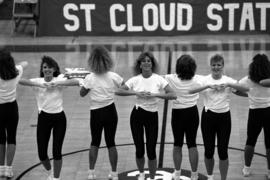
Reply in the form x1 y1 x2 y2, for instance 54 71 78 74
0 49 18 80
176 54 197 80
39 56 61 77
249 54 270 83
88 46 113 74
133 51 159 75
210 54 224 65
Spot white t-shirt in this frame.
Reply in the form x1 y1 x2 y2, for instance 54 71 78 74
83 71 123 110
125 73 168 112
30 74 67 113
0 65 23 104
200 74 237 113
239 76 270 109
165 74 203 109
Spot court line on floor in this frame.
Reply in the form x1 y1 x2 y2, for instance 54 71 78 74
15 143 266 180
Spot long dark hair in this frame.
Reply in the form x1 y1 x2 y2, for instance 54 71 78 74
176 54 197 80
249 54 270 83
39 56 60 77
0 49 18 80
133 51 159 75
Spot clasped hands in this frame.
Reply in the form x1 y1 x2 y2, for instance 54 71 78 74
208 83 230 91
36 82 60 88
136 91 156 99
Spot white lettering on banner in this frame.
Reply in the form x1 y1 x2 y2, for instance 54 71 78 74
240 3 255 31
177 3 192 31
63 3 95 32
62 2 269 33
143 4 159 31
110 4 126 32
224 3 239 31
256 3 270 31
80 4 96 31
207 3 270 31
63 3 80 31
160 3 175 31
207 3 223 31
127 4 143 32
110 3 193 32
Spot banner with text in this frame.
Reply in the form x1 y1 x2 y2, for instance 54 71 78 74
38 0 270 36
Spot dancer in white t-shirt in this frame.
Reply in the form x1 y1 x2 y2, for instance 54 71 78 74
189 54 248 180
19 56 80 180
237 54 270 179
80 46 124 180
165 54 203 180
0 49 28 178
117 51 176 180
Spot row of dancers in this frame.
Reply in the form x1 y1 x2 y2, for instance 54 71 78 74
0 47 270 180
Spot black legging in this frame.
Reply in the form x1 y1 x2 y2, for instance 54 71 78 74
0 101 19 145
171 105 199 148
130 107 158 160
37 111 66 161
201 108 231 160
90 103 118 148
246 107 270 148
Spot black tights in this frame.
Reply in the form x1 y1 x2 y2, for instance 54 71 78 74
130 107 158 160
37 111 66 161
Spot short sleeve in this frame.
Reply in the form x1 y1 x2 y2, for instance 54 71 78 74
111 72 124 88
164 74 170 80
194 75 206 86
164 74 173 82
30 78 41 91
227 76 237 84
82 74 92 89
16 65 23 79
125 76 136 89
238 76 249 86
159 75 168 89
56 74 67 81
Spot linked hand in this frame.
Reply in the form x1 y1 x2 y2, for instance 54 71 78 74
43 82 57 88
210 84 227 91
136 91 153 99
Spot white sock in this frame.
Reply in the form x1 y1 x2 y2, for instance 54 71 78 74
207 174 214 178
244 165 250 169
111 171 118 175
46 169 52 176
174 169 181 175
191 171 198 175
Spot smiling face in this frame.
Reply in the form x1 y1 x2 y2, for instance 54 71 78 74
210 60 224 79
42 63 55 81
140 56 153 72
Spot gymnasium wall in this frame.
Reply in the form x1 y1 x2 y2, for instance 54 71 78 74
38 0 270 36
